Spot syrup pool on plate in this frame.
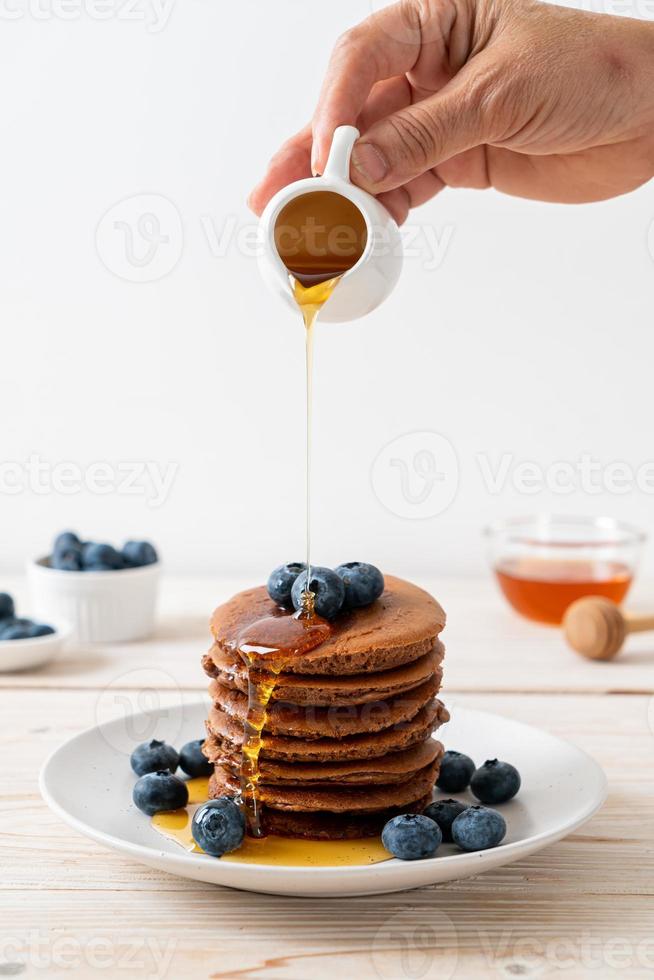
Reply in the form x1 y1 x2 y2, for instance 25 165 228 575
151 776 390 867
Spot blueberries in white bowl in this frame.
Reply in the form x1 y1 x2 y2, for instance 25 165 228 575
0 592 55 642
82 542 124 571
123 540 158 568
49 531 159 572
53 531 83 571
0 593 16 621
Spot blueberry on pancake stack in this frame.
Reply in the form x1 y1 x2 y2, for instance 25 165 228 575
202 572 448 840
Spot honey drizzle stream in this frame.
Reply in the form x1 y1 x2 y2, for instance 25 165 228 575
237 609 332 837
293 274 342 586
236 275 341 839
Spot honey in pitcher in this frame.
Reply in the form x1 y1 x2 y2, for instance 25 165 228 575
495 557 632 625
274 190 367 286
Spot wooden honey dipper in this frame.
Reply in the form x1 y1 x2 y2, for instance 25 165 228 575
563 596 654 660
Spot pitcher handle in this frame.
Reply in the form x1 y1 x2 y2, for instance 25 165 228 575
322 126 360 181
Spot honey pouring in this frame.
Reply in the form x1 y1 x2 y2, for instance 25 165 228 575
153 128 402 862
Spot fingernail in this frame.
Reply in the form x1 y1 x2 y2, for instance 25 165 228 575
311 142 321 178
351 141 389 185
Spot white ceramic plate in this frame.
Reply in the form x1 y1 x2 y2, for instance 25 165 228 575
40 700 607 897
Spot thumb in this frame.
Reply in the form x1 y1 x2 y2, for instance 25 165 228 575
350 59 503 193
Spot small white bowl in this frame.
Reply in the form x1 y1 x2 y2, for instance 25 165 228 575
0 622 71 673
27 557 161 643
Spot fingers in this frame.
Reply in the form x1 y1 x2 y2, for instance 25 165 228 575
350 56 500 194
311 3 426 174
247 126 312 216
248 78 411 215
378 170 445 224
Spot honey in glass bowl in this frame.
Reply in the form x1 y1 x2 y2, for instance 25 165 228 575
485 516 645 625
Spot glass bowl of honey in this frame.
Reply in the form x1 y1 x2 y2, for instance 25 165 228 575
485 515 646 625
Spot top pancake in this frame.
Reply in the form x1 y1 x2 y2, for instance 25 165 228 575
210 575 446 676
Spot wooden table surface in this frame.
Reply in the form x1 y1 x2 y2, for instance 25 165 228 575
2 574 653 979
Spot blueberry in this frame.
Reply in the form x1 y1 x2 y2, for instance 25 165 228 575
335 562 384 608
436 750 476 793
26 622 55 638
470 759 521 804
0 622 31 640
267 562 306 608
54 530 80 551
84 562 117 572
423 798 469 843
291 566 345 620
179 739 213 778
81 542 124 570
52 531 83 571
132 770 188 816
122 540 159 568
130 739 180 777
0 593 15 620
451 805 506 851
52 551 83 571
381 813 442 860
191 798 245 856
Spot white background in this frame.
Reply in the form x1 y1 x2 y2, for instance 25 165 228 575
1 0 653 579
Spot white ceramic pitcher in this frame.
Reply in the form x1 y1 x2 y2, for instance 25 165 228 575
258 126 403 322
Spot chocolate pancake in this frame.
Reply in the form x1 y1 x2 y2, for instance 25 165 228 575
209 769 433 839
211 760 440 812
210 575 445 675
205 698 449 762
202 641 444 707
214 736 441 785
208 672 440 740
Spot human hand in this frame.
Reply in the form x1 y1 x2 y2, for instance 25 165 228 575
249 0 654 223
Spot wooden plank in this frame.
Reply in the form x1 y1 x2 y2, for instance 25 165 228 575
1 690 653 979
1 576 654 695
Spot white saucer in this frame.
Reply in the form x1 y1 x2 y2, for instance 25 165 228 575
0 623 70 673
40 701 607 897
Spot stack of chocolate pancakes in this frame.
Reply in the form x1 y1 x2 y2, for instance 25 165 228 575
202 575 449 839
